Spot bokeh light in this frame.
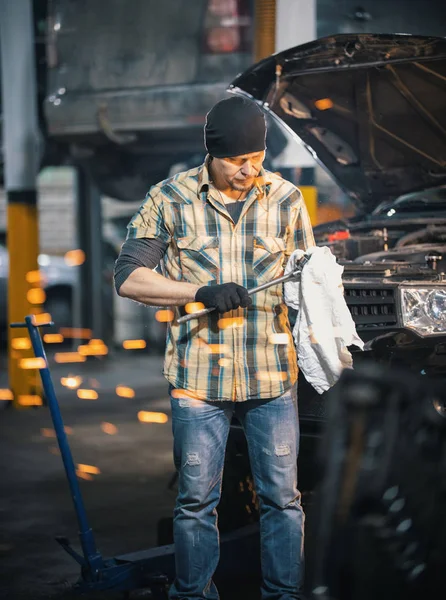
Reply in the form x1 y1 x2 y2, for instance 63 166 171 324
185 302 205 314
18 395 43 406
255 371 287 382
268 333 290 344
11 338 32 350
116 386 136 398
43 333 64 343
27 288 46 304
77 389 99 400
155 309 174 322
19 357 46 369
60 376 83 389
101 422 118 435
122 339 147 350
217 317 244 329
64 249 86 266
138 411 169 424
54 352 86 363
315 98 333 110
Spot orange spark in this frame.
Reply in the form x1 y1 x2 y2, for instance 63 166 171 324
19 357 46 369
76 470 93 481
138 411 169 424
64 249 85 266
77 389 98 400
122 339 147 350
116 386 135 399
54 352 86 364
185 302 205 314
255 371 287 382
43 333 64 343
78 340 108 357
18 395 43 406
59 328 92 339
155 309 174 323
26 270 46 285
77 463 101 475
171 388 201 400
41 428 57 438
101 422 118 435
27 288 46 305
268 333 290 345
11 338 31 350
60 376 82 389
32 313 52 326
315 98 333 111
217 317 244 329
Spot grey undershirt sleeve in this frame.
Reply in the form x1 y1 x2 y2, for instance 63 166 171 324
114 237 168 294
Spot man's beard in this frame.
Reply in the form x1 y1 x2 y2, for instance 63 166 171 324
230 178 255 192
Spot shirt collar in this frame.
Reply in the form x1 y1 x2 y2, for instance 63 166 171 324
197 155 272 197
197 155 212 193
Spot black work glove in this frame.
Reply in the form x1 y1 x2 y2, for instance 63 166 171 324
195 282 252 313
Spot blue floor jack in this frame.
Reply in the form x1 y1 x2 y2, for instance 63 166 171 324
11 316 260 598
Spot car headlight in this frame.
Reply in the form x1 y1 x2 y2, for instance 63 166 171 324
400 288 446 335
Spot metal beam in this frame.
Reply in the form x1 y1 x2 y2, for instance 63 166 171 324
75 168 105 341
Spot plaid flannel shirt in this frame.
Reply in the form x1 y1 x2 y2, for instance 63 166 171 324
127 157 315 401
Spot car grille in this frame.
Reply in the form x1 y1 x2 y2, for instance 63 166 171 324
344 285 398 328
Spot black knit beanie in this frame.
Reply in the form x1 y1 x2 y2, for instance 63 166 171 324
204 96 267 158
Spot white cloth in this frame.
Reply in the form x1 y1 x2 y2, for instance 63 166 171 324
284 246 364 394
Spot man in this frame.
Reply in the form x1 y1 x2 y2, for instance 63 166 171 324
114 96 315 600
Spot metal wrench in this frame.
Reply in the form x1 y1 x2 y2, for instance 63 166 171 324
177 253 310 324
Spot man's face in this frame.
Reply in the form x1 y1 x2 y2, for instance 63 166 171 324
212 151 265 192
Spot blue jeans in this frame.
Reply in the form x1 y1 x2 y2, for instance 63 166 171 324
168 384 304 600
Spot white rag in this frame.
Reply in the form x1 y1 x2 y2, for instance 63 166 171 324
284 246 364 394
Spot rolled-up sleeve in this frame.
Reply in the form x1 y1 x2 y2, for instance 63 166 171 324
114 238 168 294
114 188 172 293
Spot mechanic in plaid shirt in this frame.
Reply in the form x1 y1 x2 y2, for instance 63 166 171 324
114 96 314 600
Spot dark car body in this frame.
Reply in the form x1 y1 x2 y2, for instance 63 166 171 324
220 33 446 512
230 32 446 370
313 185 446 263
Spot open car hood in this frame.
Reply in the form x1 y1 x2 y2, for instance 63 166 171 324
230 34 446 213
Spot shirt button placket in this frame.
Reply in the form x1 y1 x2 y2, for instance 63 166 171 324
230 232 238 401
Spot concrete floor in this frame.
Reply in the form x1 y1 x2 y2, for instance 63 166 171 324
0 349 266 599
0 351 186 600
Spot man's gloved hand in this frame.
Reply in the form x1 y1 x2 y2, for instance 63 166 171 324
195 282 252 313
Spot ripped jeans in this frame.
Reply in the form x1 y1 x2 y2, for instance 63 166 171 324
168 384 304 600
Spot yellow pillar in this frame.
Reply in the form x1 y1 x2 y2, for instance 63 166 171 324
254 0 276 62
1 0 43 406
299 185 318 226
8 200 44 407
